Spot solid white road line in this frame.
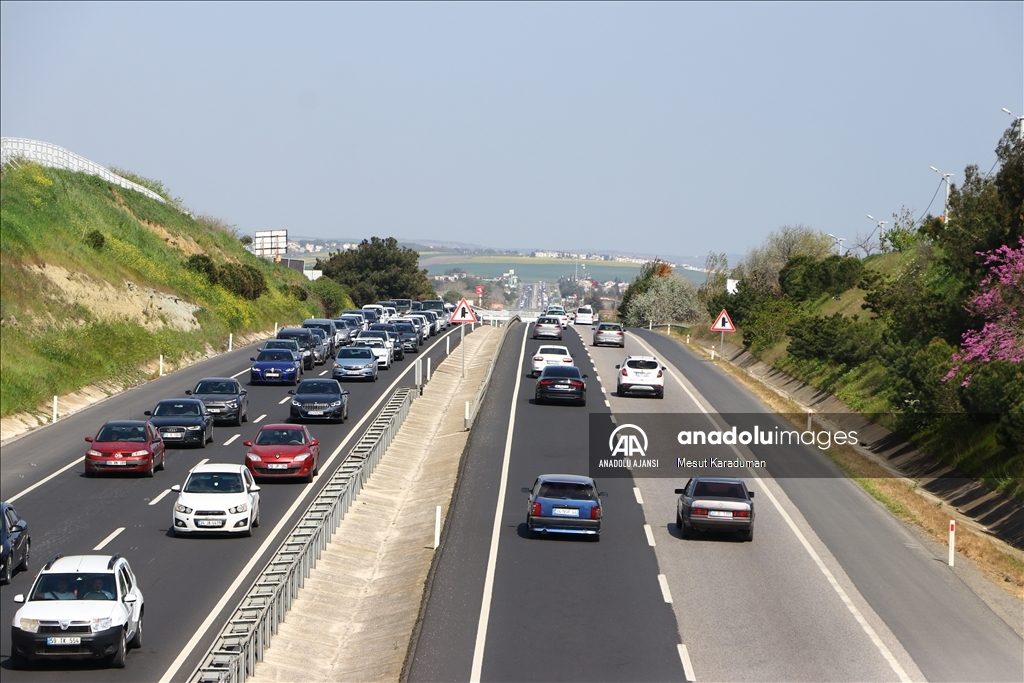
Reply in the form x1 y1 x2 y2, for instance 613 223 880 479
148 489 172 506
658 574 673 603
160 326 463 683
7 457 84 503
223 434 240 446
678 644 696 682
253 414 266 423
278 396 291 405
632 331 911 682
93 527 125 551
196 459 209 468
604 399 610 408
318 370 328 376
231 368 248 379
633 487 644 505
470 326 529 683
644 524 656 546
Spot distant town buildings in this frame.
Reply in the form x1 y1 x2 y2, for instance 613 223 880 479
530 250 677 267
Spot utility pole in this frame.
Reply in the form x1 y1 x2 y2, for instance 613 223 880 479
931 167 953 226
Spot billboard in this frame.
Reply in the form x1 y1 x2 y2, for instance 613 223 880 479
253 230 287 257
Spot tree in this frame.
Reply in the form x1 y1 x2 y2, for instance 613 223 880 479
621 273 706 327
618 260 671 322
442 290 462 304
697 251 728 311
310 276 354 317
316 237 433 306
732 225 833 296
239 235 253 246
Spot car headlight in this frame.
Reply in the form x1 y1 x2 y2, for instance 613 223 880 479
225 400 238 408
90 617 112 632
246 453 261 462
130 449 150 457
333 362 341 368
19 618 40 633
186 425 202 431
175 503 193 514
291 400 302 407
292 453 309 462
251 366 258 372
364 363 374 369
330 400 342 407
87 449 103 457
229 503 248 514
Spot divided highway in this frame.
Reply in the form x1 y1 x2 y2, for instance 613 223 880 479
0 325 469 682
410 323 1024 682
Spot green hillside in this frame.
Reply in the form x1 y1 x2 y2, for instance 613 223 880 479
0 162 343 417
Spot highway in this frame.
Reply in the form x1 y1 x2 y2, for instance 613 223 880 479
0 324 470 682
409 323 1024 682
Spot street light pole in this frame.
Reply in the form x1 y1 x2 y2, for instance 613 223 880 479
1002 107 1024 141
826 233 846 256
866 214 888 251
931 166 953 226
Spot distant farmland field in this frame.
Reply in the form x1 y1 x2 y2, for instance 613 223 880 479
419 254 705 286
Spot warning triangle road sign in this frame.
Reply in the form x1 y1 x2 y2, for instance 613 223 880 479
449 298 479 324
711 309 735 332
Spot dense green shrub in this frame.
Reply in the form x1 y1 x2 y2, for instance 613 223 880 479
779 255 865 301
84 229 105 250
184 253 218 282
310 276 353 317
217 262 267 300
787 313 880 366
284 284 309 301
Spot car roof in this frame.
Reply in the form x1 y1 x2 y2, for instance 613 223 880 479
101 419 148 427
537 345 569 353
537 473 595 485
156 398 203 405
625 355 658 362
47 555 119 574
188 463 247 475
258 423 304 431
690 476 746 484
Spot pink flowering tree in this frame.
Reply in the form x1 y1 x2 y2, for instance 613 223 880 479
945 238 1024 386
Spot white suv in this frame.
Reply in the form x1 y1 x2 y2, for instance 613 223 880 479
11 554 144 669
616 355 666 398
574 306 595 325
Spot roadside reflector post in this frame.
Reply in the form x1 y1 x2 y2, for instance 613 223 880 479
434 505 442 549
667 323 672 335
711 346 715 361
686 334 690 344
807 411 813 430
229 333 233 352
52 396 58 423
427 357 432 382
949 520 955 567
415 359 422 390
649 320 652 331
464 401 470 431
159 354 164 376
274 322 278 335
446 336 450 355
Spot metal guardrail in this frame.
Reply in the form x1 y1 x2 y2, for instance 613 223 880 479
465 316 521 431
190 387 418 683
0 137 166 203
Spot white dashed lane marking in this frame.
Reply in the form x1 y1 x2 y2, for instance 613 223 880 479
93 527 125 551
633 487 644 504
678 644 696 681
658 574 673 603
253 414 267 423
148 489 172 506
223 434 240 446
644 524 656 546
278 396 291 405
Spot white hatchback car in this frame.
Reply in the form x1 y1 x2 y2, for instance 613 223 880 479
545 306 570 328
531 345 574 377
171 463 261 536
616 355 666 398
10 554 143 669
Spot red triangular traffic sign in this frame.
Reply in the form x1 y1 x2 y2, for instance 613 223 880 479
711 309 735 332
449 298 479 324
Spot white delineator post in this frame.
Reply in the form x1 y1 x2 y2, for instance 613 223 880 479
807 411 813 430
464 401 470 431
52 396 58 423
461 323 465 378
228 333 233 352
948 520 955 567
446 336 450 355
711 346 715 361
159 355 164 376
427 357 432 382
274 322 278 335
434 506 442 549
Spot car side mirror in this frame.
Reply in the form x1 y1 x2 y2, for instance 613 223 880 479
250 485 261 493
14 594 25 604
311 439 319 446
123 594 137 604
598 491 608 497
521 487 531 494
144 411 152 417
171 485 181 492
250 357 257 362
674 489 685 494
615 365 621 369
185 390 193 395
240 389 247 395
342 390 350 396
582 374 589 379
288 390 295 395
662 366 667 371
243 440 252 446
748 491 755 498
85 436 94 442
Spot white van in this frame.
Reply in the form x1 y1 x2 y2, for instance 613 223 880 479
362 304 388 323
575 306 595 325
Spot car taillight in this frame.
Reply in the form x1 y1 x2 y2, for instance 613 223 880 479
533 356 544 362
692 508 708 515
657 370 663 378
570 380 583 387
539 379 554 385
563 358 572 362
733 510 749 517
621 368 628 376
591 506 602 520
530 502 541 516
615 331 623 335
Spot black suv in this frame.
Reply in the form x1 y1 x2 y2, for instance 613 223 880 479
277 328 316 370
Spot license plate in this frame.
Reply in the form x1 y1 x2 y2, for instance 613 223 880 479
266 373 280 378
47 637 81 646
552 508 579 517
106 460 128 466
267 463 288 470
307 410 323 416
552 385 570 390
207 408 220 413
164 433 183 439
709 510 732 517
197 519 224 527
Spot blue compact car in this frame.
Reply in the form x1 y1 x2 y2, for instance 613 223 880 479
522 474 607 540
250 350 301 385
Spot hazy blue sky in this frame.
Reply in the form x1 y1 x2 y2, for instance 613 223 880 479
2 2 1020 260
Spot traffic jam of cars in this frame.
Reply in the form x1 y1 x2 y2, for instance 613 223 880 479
4 303 467 670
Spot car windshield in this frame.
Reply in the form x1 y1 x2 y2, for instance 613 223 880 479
538 347 567 355
538 482 597 500
537 318 559 325
154 402 200 416
264 340 296 350
96 424 147 442
598 324 622 331
356 339 384 348
195 381 236 394
394 323 415 333
578 307 592 314
627 360 659 370
541 367 582 378
309 329 326 341
297 381 337 394
255 428 307 445
338 348 373 359
257 350 293 362
183 472 245 493
31 573 116 601
693 481 747 499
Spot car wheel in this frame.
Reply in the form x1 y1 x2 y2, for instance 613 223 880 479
1 556 12 584
19 540 30 572
108 629 126 669
252 506 260 529
657 390 665 399
128 614 143 649
198 435 206 449
145 457 155 478
242 409 248 424
156 452 166 471
742 527 753 542
9 650 26 670
680 522 692 539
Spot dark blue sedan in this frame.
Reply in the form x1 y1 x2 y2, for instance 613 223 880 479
522 474 607 540
250 349 301 385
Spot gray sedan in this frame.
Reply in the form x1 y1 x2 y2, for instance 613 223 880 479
675 477 754 541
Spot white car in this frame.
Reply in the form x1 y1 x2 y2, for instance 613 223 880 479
353 338 391 369
574 306 595 325
616 355 666 398
545 306 570 328
362 304 388 323
531 345 575 377
10 554 144 669
171 463 261 536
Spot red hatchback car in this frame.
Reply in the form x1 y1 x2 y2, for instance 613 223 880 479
243 424 320 482
85 420 166 477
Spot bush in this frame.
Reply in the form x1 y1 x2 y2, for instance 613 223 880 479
310 276 353 317
284 284 308 301
787 313 880 366
741 297 800 354
84 229 105 250
217 262 266 300
184 254 218 283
